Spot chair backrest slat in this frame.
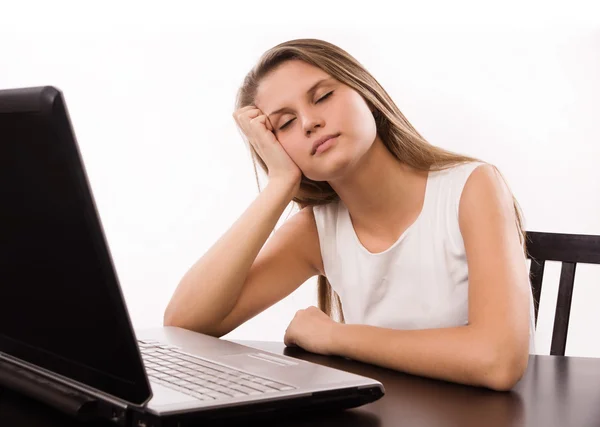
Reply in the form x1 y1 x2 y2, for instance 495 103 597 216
528 259 545 327
526 231 600 356
550 262 576 356
527 232 600 264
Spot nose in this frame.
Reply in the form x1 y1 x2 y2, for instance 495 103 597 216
303 115 325 136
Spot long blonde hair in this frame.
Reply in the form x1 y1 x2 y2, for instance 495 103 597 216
235 38 526 323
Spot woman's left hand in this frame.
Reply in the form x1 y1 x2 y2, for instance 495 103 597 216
283 306 340 356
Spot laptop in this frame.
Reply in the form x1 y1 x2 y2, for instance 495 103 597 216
0 86 385 426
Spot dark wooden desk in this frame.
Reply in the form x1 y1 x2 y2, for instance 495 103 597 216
2 340 600 427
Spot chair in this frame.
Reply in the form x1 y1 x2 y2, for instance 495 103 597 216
526 231 600 356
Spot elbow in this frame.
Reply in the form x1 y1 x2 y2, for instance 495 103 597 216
484 363 527 392
162 310 196 332
162 305 224 338
163 306 179 327
163 301 187 328
481 345 529 392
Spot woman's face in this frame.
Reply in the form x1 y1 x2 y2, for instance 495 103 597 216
254 60 377 182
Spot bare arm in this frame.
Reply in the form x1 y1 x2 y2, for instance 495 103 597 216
163 180 322 337
327 164 531 391
215 204 323 337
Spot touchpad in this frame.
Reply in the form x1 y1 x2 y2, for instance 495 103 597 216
218 352 298 375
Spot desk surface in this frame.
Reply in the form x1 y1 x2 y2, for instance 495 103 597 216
2 340 600 427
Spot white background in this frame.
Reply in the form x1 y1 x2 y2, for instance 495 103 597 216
2 0 599 356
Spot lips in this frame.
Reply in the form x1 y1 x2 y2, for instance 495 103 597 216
312 133 340 155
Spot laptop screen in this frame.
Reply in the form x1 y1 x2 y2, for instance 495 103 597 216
0 87 152 405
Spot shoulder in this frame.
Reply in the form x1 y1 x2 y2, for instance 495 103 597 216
445 160 489 180
312 199 340 214
430 161 488 193
311 200 341 226
458 163 517 236
430 161 490 216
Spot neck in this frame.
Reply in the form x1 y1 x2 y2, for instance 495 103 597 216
328 135 429 236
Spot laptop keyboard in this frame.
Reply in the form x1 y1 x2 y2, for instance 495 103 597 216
138 340 296 401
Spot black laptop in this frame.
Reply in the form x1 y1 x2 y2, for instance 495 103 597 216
0 86 384 426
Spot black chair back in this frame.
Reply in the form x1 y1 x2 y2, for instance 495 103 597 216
526 231 600 356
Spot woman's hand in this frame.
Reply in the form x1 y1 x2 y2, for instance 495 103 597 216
233 105 302 189
284 306 340 356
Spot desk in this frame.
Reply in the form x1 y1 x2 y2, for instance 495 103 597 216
2 340 600 426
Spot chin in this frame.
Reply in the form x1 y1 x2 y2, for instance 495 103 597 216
307 160 355 183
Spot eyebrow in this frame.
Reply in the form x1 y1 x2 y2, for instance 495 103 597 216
267 77 334 120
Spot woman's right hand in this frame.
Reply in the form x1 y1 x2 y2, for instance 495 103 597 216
233 105 302 189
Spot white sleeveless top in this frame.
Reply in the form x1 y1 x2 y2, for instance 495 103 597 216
313 162 536 354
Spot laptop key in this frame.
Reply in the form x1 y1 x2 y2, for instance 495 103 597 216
227 392 247 398
152 373 169 379
215 367 237 374
261 380 295 391
205 391 231 399
203 382 222 391
180 362 196 368
178 374 195 380
140 343 300 398
194 395 215 401
239 381 276 393
165 383 191 394
228 384 262 396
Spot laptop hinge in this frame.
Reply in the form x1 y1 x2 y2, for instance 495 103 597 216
0 357 100 421
0 355 136 425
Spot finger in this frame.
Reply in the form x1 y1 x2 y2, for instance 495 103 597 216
284 336 296 347
233 106 255 121
250 114 265 123
250 115 270 129
244 108 263 120
265 117 274 132
234 107 261 123
235 105 258 114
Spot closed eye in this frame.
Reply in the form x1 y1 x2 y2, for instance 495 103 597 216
317 91 333 104
278 91 334 131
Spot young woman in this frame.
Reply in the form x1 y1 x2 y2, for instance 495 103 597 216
164 38 536 391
